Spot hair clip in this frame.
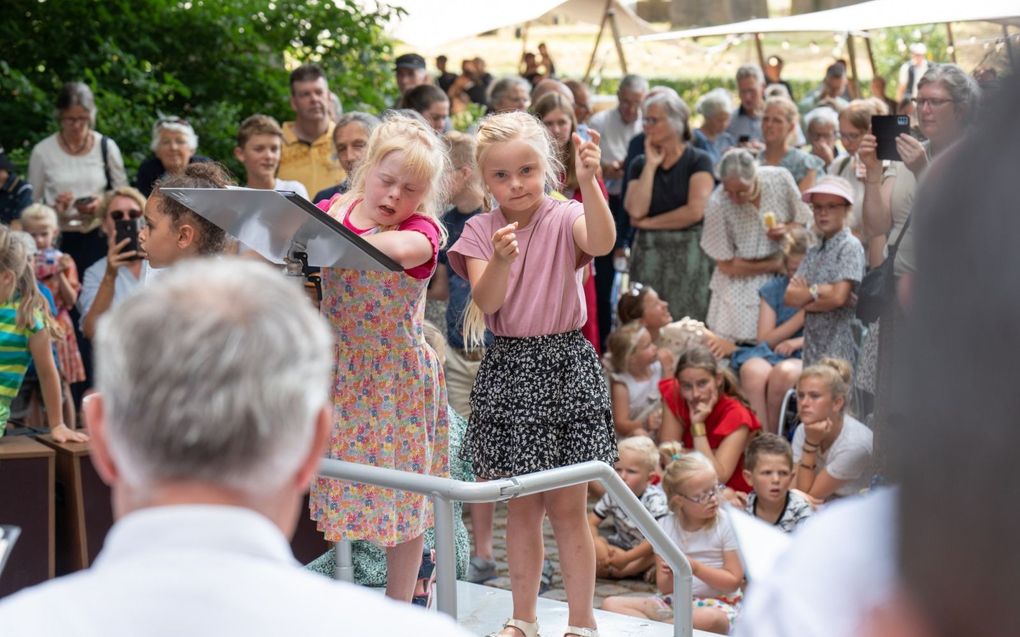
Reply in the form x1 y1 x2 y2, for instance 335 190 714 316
671 453 681 461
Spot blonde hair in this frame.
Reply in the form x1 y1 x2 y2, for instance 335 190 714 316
606 321 648 374
19 203 60 231
100 186 147 220
658 440 684 470
662 452 720 524
475 110 563 208
462 111 564 348
782 225 811 263
444 131 484 204
764 96 799 126
798 357 852 404
329 112 450 247
618 435 659 474
0 225 59 336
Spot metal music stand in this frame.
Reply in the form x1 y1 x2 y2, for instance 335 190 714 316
0 525 21 580
159 188 401 275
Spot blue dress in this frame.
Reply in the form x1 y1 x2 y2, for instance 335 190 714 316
729 276 803 371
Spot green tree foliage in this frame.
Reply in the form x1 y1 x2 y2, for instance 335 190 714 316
869 26 949 89
0 0 401 180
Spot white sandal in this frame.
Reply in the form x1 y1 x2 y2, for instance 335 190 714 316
564 627 598 637
488 618 540 637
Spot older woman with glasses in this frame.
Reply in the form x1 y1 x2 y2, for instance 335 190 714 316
135 116 209 197
78 186 152 340
28 82 129 272
624 92 715 322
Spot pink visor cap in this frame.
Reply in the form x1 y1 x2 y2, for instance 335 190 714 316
801 176 855 206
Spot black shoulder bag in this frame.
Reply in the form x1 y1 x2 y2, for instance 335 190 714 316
856 215 911 324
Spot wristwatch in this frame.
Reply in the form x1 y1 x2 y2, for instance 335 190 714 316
809 284 820 301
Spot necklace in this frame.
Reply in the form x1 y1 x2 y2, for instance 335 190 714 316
59 131 91 156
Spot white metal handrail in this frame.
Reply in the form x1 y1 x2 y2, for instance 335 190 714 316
317 459 694 637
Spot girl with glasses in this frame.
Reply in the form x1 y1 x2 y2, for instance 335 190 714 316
784 176 865 368
601 452 744 634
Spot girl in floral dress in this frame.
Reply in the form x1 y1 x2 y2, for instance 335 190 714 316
309 113 450 603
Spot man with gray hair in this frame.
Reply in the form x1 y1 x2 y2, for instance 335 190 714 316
588 73 648 347
727 64 767 146
0 259 471 637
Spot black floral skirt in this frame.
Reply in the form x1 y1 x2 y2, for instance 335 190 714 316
462 330 617 479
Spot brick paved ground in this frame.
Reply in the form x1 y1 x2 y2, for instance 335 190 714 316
465 501 657 608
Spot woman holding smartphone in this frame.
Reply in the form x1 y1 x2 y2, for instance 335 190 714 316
28 82 129 275
77 187 151 341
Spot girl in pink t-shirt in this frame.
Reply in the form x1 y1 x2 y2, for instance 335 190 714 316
308 113 450 604
447 111 617 637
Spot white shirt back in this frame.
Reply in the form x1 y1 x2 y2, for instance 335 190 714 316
0 505 471 637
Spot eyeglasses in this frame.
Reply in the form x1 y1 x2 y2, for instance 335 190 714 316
642 116 662 126
626 282 646 296
839 130 863 143
680 484 722 505
61 116 90 125
810 203 849 214
109 208 143 221
911 97 956 110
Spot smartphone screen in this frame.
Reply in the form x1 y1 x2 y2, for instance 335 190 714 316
871 115 911 162
114 219 142 259
738 134 751 144
576 124 591 143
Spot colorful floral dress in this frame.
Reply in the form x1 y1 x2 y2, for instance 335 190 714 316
309 200 449 548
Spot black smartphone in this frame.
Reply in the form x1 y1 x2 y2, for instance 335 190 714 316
114 219 142 259
871 115 911 161
738 134 751 144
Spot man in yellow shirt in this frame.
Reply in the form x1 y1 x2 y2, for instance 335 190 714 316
278 64 343 197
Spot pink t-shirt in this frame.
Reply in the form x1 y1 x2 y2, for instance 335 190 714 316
317 194 439 279
447 196 593 337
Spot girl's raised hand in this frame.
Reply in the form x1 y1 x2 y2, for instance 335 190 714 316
803 417 832 446
491 222 519 263
573 129 602 183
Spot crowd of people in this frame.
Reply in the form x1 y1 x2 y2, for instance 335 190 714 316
0 38 1009 637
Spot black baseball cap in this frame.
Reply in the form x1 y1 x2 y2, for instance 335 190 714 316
395 53 426 70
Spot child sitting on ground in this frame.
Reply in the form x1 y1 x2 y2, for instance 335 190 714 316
743 433 813 533
606 322 669 438
601 452 743 635
589 435 669 579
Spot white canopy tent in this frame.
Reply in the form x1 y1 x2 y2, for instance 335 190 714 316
637 0 1020 42
633 0 1019 94
377 0 657 50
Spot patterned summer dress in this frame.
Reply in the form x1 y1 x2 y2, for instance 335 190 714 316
309 207 449 548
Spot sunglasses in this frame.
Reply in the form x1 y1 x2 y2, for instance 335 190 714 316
110 208 143 221
626 282 646 296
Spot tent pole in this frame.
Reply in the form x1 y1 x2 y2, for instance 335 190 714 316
864 33 878 79
754 33 766 73
945 22 957 64
584 0 613 83
608 2 628 74
846 33 861 99
521 21 530 60
1004 25 1017 72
